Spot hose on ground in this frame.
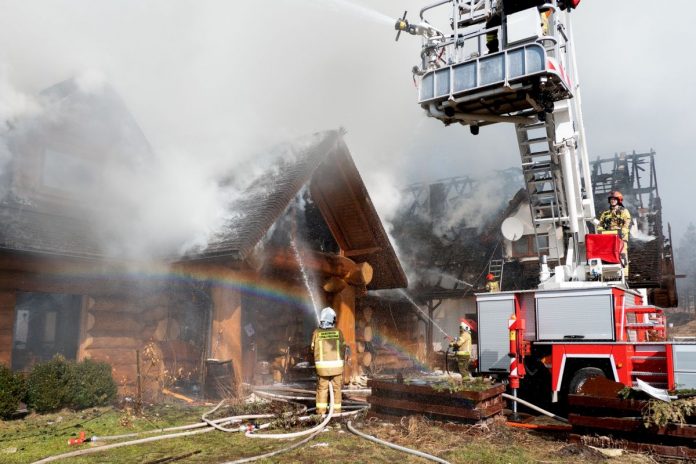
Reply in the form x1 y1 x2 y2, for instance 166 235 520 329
501 393 569 423
32 425 220 464
221 428 324 464
201 398 305 433
244 381 336 439
346 420 451 464
95 413 273 441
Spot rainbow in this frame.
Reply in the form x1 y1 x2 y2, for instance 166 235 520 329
40 261 320 315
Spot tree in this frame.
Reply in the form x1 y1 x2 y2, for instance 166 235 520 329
676 223 696 310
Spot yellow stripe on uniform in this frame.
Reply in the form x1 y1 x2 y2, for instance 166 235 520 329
315 360 344 368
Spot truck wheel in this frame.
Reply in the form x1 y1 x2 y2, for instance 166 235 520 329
568 367 605 394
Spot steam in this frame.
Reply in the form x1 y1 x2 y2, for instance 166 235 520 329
631 227 656 242
297 0 394 25
435 176 509 235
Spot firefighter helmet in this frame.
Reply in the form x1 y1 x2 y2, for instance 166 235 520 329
486 273 495 281
608 191 623 205
319 307 336 328
460 319 471 332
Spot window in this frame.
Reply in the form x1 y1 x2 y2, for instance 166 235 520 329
511 235 548 258
11 292 83 371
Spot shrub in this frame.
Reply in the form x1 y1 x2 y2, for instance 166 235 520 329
69 358 117 409
0 365 26 419
26 355 73 413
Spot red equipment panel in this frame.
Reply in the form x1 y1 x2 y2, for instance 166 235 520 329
586 233 622 264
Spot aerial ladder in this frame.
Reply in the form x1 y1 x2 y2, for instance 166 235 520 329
394 0 696 399
395 0 595 287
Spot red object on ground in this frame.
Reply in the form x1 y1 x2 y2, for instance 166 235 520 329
68 431 86 446
585 234 622 264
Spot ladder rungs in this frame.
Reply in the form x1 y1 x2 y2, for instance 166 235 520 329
518 121 547 130
519 137 549 145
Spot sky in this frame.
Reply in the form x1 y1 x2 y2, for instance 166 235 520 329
0 0 694 252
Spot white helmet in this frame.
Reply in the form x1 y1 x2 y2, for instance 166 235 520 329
319 307 336 328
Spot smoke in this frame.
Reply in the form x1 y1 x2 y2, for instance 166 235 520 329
0 0 521 264
0 68 42 201
434 176 510 236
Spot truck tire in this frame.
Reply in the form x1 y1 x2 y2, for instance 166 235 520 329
568 367 605 394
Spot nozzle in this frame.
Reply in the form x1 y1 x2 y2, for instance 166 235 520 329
395 18 410 32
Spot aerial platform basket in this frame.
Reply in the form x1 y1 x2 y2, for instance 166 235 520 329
419 43 572 121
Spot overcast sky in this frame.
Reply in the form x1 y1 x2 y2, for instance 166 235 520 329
1 0 694 245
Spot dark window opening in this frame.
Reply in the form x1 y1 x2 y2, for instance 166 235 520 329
12 292 83 371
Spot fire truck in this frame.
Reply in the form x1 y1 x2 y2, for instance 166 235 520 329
395 0 696 404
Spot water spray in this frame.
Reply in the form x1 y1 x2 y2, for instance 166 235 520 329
398 289 450 339
290 237 321 324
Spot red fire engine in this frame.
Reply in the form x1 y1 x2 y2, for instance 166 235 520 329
396 0 696 403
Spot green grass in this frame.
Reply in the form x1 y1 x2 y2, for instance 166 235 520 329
0 404 648 463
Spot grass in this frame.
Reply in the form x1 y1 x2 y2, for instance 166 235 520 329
0 403 656 463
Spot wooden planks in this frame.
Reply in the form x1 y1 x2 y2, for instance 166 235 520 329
368 380 505 423
569 393 696 446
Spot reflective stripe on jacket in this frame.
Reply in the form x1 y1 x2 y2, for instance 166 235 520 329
311 327 345 376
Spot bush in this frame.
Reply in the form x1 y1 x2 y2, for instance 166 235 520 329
26 355 73 413
69 359 117 409
0 365 26 419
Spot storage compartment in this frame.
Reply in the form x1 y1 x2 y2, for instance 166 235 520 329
536 289 614 341
477 295 515 373
673 344 696 389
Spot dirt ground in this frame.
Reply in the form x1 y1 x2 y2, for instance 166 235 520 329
0 403 679 464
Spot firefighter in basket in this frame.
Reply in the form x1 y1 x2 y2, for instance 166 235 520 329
597 190 631 273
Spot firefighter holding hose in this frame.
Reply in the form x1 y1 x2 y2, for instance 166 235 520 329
311 307 345 415
449 319 473 381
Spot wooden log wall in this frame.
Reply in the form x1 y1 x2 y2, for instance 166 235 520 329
81 289 208 399
355 302 420 375
253 304 308 384
0 291 16 367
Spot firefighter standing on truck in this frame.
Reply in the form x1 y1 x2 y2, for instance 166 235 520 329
450 320 473 381
311 307 345 415
485 273 500 292
597 190 631 272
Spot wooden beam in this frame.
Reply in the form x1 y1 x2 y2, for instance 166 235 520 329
210 285 242 391
343 247 381 257
269 248 357 278
333 285 357 381
0 291 16 367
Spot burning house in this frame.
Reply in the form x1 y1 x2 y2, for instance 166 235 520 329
0 79 406 398
382 153 677 362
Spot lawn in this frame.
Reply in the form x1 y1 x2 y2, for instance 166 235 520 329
0 402 657 463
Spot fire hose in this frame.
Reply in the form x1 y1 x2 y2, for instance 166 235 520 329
31 413 259 464
346 420 451 464
444 345 451 377
501 393 569 424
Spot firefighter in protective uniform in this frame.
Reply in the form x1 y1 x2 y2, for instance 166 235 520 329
449 320 473 381
311 307 345 415
485 273 500 292
597 191 631 273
